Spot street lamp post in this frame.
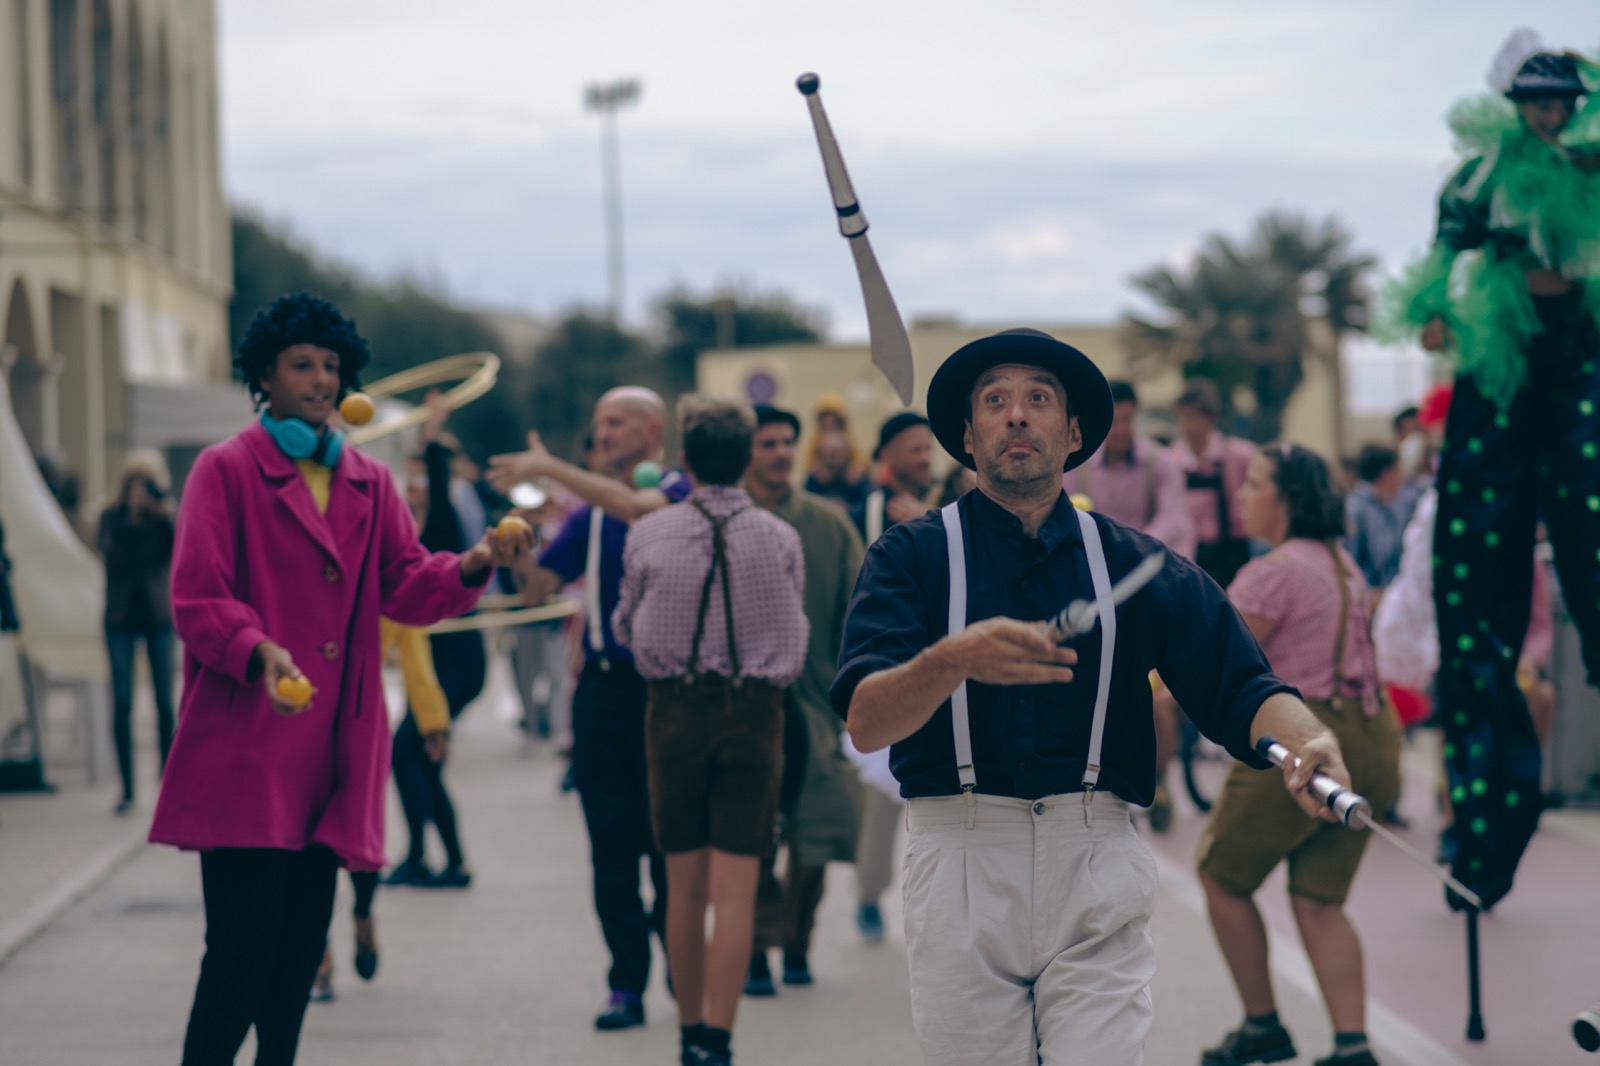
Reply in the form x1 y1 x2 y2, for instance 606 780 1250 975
584 79 641 324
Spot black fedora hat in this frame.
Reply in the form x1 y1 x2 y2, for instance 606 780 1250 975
1507 52 1587 100
926 328 1112 473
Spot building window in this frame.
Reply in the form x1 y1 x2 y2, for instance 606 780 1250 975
92 0 115 226
128 4 146 241
50 0 80 209
15 0 32 187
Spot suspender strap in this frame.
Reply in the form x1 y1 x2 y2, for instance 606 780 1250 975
867 490 886 544
940 501 1120 806
1326 541 1380 716
585 509 605 655
1076 507 1115 793
939 503 977 795
687 500 748 680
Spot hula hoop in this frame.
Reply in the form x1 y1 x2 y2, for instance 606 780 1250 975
346 352 501 445
424 597 579 635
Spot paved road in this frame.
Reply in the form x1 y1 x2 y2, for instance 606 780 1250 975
0 659 1589 1064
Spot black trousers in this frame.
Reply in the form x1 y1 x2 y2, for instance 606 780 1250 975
105 622 175 802
350 870 378 919
181 847 339 1066
571 658 667 995
1435 287 1600 909
392 630 485 869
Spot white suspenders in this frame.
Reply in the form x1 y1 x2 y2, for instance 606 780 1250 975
939 500 1117 827
866 489 886 544
585 508 608 667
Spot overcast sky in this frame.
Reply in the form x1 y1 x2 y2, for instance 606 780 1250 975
219 1 1595 393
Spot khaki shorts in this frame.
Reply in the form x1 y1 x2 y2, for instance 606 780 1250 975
645 677 784 856
1198 697 1402 905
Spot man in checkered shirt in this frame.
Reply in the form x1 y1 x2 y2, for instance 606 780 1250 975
614 394 808 1066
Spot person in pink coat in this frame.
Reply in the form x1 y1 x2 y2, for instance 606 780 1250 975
150 293 529 1066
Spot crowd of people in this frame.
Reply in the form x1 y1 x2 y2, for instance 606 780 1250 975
83 29 1600 1066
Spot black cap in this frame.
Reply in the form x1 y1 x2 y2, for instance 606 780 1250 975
753 403 801 436
925 328 1112 472
873 411 931 459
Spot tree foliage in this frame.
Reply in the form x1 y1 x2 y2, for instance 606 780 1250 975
1121 212 1375 442
231 213 829 466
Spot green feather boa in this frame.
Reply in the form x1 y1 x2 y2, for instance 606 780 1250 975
1382 47 1600 407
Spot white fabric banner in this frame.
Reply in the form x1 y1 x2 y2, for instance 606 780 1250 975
0 372 104 681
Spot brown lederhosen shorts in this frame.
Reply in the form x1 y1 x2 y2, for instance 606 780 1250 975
645 676 785 856
1197 696 1402 905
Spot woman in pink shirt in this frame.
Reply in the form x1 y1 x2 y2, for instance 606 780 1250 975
1196 443 1402 1066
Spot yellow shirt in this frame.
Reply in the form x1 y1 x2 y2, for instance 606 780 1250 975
297 460 449 735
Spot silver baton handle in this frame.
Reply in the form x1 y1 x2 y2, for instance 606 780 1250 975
1254 735 1485 910
1255 736 1370 828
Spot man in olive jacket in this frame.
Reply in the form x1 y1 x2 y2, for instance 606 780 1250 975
745 404 865 988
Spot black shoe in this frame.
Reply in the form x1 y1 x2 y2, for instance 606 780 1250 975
113 797 135 817
353 917 379 981
426 865 473 889
594 991 645 1031
383 859 433 886
744 953 776 997
1200 1023 1297 1065
781 953 812 986
1313 1051 1379 1066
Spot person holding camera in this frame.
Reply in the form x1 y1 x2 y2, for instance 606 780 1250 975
97 450 177 816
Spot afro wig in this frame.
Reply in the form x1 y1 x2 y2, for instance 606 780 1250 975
234 293 372 409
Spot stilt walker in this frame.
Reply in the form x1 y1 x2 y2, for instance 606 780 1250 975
1385 28 1600 1043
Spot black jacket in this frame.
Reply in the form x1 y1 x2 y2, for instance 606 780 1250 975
97 505 175 630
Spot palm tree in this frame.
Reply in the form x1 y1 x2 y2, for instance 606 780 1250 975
1121 212 1375 447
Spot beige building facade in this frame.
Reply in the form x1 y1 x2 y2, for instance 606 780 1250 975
0 0 231 505
697 316 1354 475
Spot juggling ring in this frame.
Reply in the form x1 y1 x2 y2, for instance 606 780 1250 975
425 597 579 635
346 352 501 445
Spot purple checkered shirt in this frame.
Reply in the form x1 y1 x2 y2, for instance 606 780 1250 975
613 485 808 684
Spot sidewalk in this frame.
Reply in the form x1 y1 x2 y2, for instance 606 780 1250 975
0 685 150 965
2 659 1597 1063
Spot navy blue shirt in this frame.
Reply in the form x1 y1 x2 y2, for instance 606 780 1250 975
830 489 1296 804
539 470 691 665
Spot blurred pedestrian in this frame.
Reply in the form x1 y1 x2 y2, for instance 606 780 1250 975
312 615 454 1002
847 411 935 940
1170 379 1256 588
852 412 935 546
805 429 869 512
743 404 864 992
614 396 808 1066
1067 380 1197 832
493 387 691 1031
1064 380 1195 557
1343 444 1420 595
385 396 488 889
1198 442 1400 1066
97 450 176 816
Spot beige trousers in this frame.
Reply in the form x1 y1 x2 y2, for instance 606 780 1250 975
902 793 1157 1066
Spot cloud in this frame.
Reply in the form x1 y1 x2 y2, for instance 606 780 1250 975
219 0 1595 333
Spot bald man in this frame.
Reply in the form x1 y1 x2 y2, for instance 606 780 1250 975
492 387 691 1030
